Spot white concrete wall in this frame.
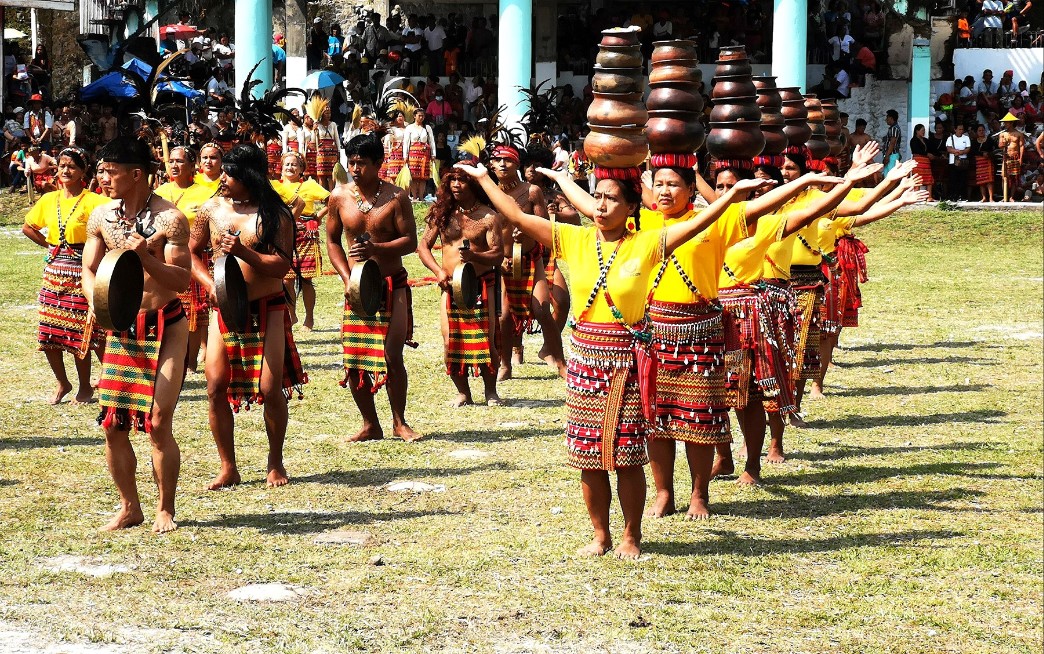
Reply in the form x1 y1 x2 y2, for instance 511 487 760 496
953 49 1044 86
838 78 912 161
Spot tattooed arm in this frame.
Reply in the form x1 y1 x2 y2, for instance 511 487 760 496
189 202 216 299
80 207 109 311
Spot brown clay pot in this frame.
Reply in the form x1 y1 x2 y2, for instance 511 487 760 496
596 46 643 69
584 126 649 168
651 57 699 69
646 111 705 154
759 109 785 128
591 67 646 94
587 92 649 127
600 26 642 47
706 121 765 159
803 94 824 123
777 86 804 106
717 45 748 61
783 120 812 147
806 132 831 160
713 60 753 78
709 98 762 123
753 76 782 110
820 101 844 156
649 64 702 85
760 124 789 155
651 40 698 63
647 86 704 113
711 75 758 99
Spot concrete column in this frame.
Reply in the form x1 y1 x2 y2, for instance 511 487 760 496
499 0 532 121
534 0 557 89
908 37 931 159
236 0 273 97
771 0 807 91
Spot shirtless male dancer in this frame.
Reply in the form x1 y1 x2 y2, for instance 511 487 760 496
190 144 306 489
488 144 565 380
418 167 504 406
81 137 190 533
327 134 421 442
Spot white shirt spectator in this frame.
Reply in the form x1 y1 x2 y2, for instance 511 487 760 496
828 33 855 61
23 110 53 138
464 80 483 105
947 132 971 164
982 0 1003 29
403 27 424 53
652 20 673 38
207 77 231 98
424 24 446 50
974 79 997 96
402 122 436 158
834 68 851 97
213 42 234 68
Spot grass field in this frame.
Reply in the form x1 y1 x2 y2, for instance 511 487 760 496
0 192 1041 653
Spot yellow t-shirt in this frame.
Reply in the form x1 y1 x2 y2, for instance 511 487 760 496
553 222 664 325
155 181 216 227
193 173 222 193
274 179 330 216
818 215 856 254
24 190 110 246
763 231 799 280
719 212 788 287
640 203 748 303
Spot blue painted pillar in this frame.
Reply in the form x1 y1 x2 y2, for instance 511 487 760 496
772 0 807 91
499 0 532 121
236 0 273 97
908 37 931 158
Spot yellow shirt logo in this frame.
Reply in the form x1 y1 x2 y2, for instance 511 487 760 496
620 259 642 277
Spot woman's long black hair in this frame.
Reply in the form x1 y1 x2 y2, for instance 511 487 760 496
223 144 293 259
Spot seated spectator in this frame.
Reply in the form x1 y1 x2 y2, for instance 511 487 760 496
206 68 234 107
444 72 464 118
8 137 28 192
25 145 57 194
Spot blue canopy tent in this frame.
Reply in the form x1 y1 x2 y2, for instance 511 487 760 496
78 56 203 103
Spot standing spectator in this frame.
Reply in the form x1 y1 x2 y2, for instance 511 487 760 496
881 109 902 175
862 1 885 50
23 94 53 152
551 135 570 171
997 114 1025 201
827 25 855 64
970 123 997 202
909 124 936 200
362 13 389 68
308 19 327 70
426 88 455 127
327 24 344 60
956 9 972 47
464 76 485 123
4 107 26 154
1009 0 1034 47
945 122 972 200
402 14 424 75
467 17 496 71
981 0 1004 47
213 34 235 73
652 11 673 40
402 108 436 201
425 17 447 77
928 120 951 198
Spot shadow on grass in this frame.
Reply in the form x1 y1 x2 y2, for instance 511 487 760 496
644 528 962 557
0 479 19 486
767 461 1029 486
806 409 1005 430
854 355 997 367
181 508 452 535
843 341 981 353
787 440 998 461
0 435 103 450
293 462 512 486
435 426 562 443
835 383 989 397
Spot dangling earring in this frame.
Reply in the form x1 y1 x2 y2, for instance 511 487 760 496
650 203 657 210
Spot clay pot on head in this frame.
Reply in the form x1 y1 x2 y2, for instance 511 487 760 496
592 67 646 94
649 64 702 85
777 86 804 105
711 75 758 99
600 26 642 47
651 40 698 63
709 98 762 123
783 120 813 147
753 76 782 110
646 111 705 154
803 94 825 123
707 121 765 159
760 124 789 155
587 92 649 127
584 125 649 168
780 97 808 123
820 101 844 156
717 45 748 61
713 60 753 78
647 85 704 113
806 132 831 160
596 45 643 69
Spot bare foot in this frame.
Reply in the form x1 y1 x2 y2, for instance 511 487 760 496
486 394 503 406
267 466 290 488
302 321 314 332
449 394 473 408
577 538 612 557
99 506 145 531
50 381 72 405
789 414 809 428
807 383 825 400
393 424 423 443
685 497 711 520
711 456 735 479
614 538 642 560
537 346 549 362
348 425 384 442
644 491 676 518
497 365 512 382
207 469 241 490
736 470 761 486
765 447 786 464
511 348 524 366
72 388 95 404
152 510 178 534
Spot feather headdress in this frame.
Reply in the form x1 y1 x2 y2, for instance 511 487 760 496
232 60 305 140
519 80 560 147
304 93 330 123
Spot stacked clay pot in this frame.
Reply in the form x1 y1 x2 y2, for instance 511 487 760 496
779 86 811 149
586 27 649 168
752 76 788 156
821 100 844 157
803 94 831 160
706 45 764 160
645 39 704 154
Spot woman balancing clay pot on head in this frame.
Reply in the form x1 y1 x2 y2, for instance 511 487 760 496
457 160 770 559
155 145 224 371
275 151 327 330
22 146 110 404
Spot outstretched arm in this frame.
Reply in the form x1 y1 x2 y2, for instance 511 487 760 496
534 166 597 218
851 181 927 228
778 164 890 237
745 172 840 221
836 159 914 216
456 163 553 247
662 179 772 255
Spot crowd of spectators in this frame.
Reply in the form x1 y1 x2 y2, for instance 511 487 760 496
955 0 1039 48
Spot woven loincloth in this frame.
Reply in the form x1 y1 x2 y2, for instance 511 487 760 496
835 235 868 328
285 219 323 281
178 249 210 332
97 298 184 433
565 321 649 471
217 292 308 410
445 269 496 377
316 137 338 176
820 259 843 335
37 245 101 357
648 300 731 445
1002 153 1021 179
504 244 541 336
719 284 798 417
266 141 282 180
341 267 415 393
790 265 825 382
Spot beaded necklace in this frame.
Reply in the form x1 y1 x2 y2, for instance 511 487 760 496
351 180 384 214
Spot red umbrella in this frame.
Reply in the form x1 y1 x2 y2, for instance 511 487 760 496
160 24 201 40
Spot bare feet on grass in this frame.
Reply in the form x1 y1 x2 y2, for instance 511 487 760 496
266 465 289 488
99 506 144 532
511 348 524 366
497 365 512 382
766 446 786 464
807 383 826 400
710 456 735 479
348 425 384 442
449 394 473 408
393 424 423 443
152 510 177 534
614 538 642 560
485 393 503 406
577 538 612 557
72 387 95 404
207 468 241 490
50 381 72 405
685 496 711 520
644 491 676 518
736 470 761 486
